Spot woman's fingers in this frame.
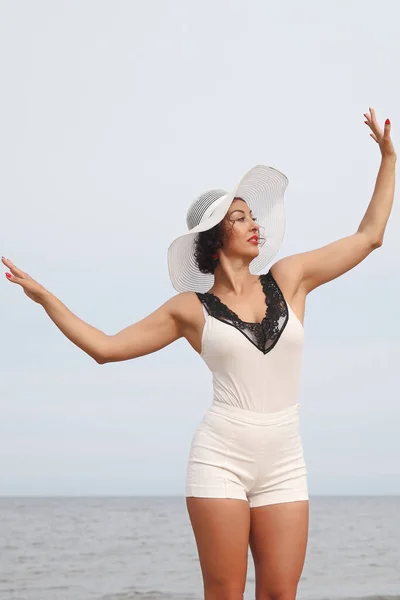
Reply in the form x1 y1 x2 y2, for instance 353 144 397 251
5 272 21 283
363 110 396 157
365 120 380 140
369 107 377 119
2 256 15 279
2 257 29 279
4 268 25 285
3 256 48 304
363 108 384 139
364 107 378 123
368 107 379 127
365 120 379 142
364 108 376 122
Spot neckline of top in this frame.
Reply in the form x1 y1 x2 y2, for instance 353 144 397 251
202 272 271 326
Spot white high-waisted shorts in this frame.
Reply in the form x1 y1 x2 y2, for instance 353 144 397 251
186 401 308 508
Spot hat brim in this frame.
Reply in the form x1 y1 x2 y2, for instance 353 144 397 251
167 164 288 293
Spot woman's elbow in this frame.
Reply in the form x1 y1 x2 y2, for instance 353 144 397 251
95 336 140 364
94 335 115 364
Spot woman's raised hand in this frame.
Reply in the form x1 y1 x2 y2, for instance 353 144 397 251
2 256 49 304
364 107 396 160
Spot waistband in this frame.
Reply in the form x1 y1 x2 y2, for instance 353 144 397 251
208 401 300 425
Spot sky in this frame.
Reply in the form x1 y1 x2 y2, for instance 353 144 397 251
0 0 399 497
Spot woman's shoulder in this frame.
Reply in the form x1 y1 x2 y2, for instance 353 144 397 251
166 291 203 325
270 258 306 307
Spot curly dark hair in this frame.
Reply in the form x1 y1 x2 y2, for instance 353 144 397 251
194 221 227 275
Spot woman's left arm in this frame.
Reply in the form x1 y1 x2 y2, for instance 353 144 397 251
274 108 397 295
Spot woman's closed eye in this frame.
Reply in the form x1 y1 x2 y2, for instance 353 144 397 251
238 216 257 222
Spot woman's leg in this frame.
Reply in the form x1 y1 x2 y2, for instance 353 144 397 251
186 497 250 600
249 500 309 600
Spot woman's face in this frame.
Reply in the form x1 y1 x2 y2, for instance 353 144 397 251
220 198 260 262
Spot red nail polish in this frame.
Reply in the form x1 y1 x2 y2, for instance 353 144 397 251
6 273 11 279
385 118 391 125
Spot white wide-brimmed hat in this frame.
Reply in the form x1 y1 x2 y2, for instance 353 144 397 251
167 164 288 293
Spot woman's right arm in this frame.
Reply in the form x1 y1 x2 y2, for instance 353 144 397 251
3 257 190 364
41 290 187 364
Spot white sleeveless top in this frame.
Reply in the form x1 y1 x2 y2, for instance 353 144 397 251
196 270 304 413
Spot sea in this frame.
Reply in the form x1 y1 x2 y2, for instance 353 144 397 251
0 495 399 600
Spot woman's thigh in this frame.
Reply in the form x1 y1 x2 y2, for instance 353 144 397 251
249 500 309 600
186 497 250 598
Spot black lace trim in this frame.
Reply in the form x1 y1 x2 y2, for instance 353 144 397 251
196 270 289 355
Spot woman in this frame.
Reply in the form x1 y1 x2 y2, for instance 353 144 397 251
3 108 396 600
